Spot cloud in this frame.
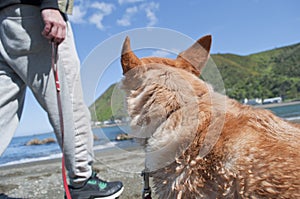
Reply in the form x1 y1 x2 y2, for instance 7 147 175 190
117 2 159 27
69 5 87 23
151 50 173 58
91 2 115 14
118 0 145 5
117 6 138 26
89 13 105 30
142 2 159 27
89 2 115 30
69 1 159 30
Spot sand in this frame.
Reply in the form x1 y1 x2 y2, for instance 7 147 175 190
0 146 156 199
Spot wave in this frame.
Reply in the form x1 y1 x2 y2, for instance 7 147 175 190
284 116 300 121
0 153 62 167
0 141 120 167
93 141 118 151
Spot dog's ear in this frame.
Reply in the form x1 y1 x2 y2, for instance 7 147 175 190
121 36 142 74
176 35 212 76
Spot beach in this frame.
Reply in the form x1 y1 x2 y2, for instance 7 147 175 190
0 146 153 199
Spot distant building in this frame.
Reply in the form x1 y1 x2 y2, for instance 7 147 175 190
263 97 282 104
103 120 115 125
114 119 122 124
243 98 262 105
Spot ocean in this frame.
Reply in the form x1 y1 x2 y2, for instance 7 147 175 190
265 103 300 121
0 125 137 167
0 103 299 167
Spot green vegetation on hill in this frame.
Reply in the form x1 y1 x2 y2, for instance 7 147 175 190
89 84 127 122
212 42 300 101
90 42 300 122
89 84 114 122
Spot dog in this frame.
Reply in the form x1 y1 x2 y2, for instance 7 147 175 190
120 35 300 198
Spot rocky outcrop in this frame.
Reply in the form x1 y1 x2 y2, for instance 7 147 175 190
115 133 133 141
26 138 56 146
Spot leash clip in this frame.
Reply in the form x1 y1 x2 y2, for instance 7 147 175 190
141 169 152 199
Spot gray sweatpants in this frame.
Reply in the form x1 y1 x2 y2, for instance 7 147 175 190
0 4 93 186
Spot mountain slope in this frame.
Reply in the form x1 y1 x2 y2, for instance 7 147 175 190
211 42 300 100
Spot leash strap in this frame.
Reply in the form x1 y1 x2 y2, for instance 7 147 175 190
51 42 72 199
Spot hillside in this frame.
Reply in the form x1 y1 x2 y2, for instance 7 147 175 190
89 84 127 122
212 42 300 100
90 42 300 122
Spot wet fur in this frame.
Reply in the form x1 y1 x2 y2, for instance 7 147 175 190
121 36 300 198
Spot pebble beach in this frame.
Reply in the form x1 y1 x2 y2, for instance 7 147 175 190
0 146 154 199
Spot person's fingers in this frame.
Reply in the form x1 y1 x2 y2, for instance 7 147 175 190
41 9 66 44
41 22 52 39
49 25 58 41
55 24 66 44
41 22 66 44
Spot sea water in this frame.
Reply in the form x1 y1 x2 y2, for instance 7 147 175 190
0 125 136 166
266 103 300 121
0 103 299 166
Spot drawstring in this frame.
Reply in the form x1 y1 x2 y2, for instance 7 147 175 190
51 42 72 199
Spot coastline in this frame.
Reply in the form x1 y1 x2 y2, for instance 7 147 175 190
254 100 300 109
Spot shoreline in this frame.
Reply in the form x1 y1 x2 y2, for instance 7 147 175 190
253 100 300 109
0 146 148 199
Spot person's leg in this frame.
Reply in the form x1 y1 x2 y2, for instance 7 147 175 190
0 4 93 185
54 20 95 186
0 56 26 156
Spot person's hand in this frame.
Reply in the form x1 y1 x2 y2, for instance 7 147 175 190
41 9 66 44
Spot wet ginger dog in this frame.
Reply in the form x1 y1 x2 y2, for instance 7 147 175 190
120 35 300 198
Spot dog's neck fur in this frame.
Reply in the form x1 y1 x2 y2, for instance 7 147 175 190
122 63 225 171
123 63 300 198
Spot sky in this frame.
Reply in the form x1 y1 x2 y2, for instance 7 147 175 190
14 0 300 136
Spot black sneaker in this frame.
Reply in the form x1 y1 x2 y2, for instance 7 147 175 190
0 193 22 199
67 172 124 199
0 194 24 199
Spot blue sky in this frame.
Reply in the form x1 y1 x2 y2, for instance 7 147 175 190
15 0 300 136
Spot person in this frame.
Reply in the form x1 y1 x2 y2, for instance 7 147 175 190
0 1 124 198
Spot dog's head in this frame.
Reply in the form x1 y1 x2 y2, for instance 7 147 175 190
120 35 217 170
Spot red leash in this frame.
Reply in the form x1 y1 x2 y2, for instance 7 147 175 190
51 42 72 199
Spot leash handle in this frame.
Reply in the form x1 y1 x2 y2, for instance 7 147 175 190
51 42 72 199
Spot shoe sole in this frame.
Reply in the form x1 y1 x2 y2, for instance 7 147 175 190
92 187 124 199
